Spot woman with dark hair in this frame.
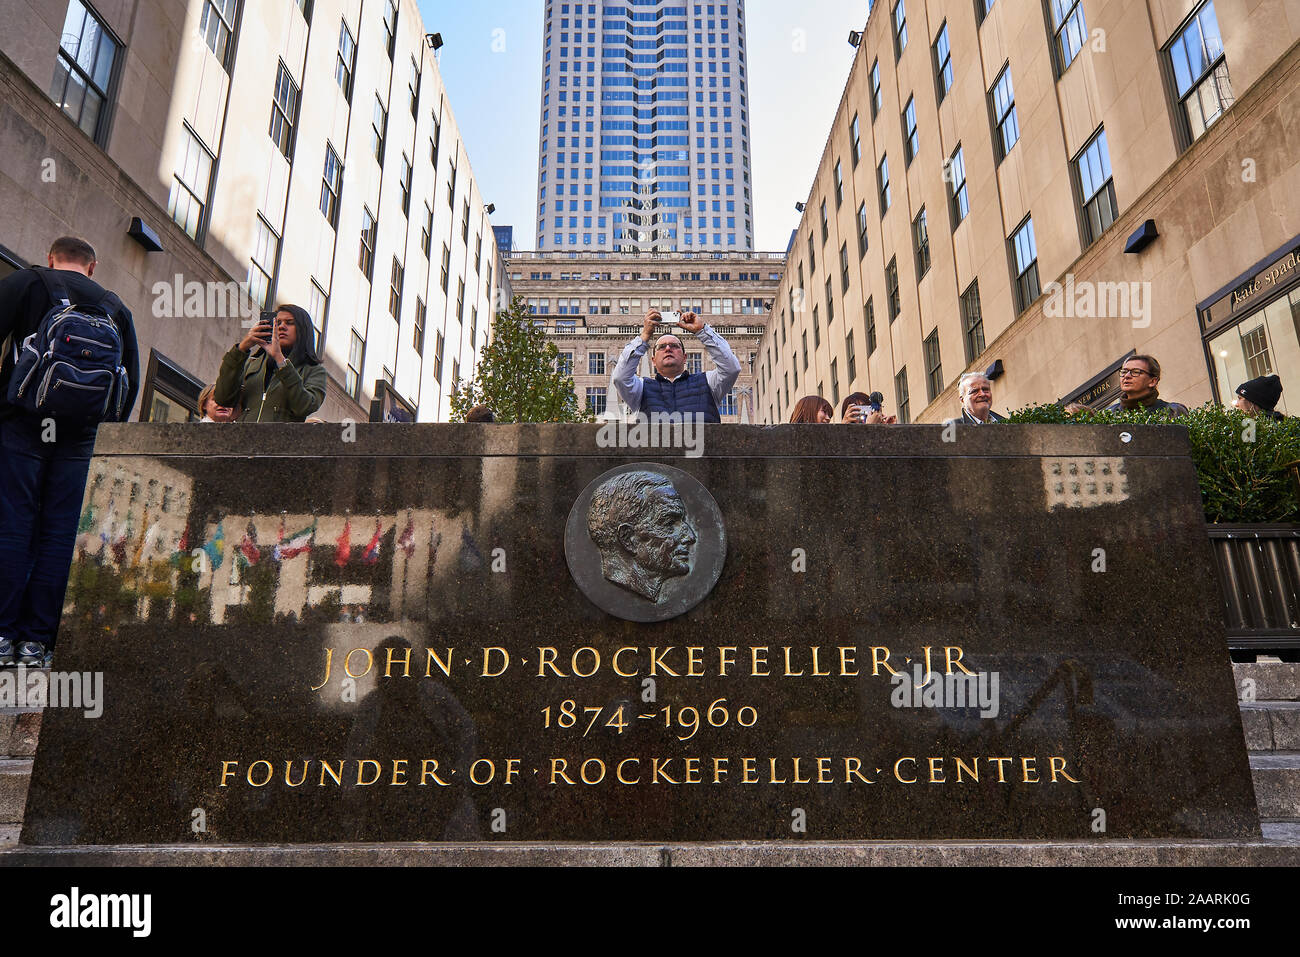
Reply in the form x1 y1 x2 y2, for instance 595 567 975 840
214 304 326 422
840 391 897 424
789 395 834 423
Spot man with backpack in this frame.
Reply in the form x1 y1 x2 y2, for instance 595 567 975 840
0 237 139 668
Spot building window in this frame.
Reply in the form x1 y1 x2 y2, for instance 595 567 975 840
846 331 856 382
830 358 840 406
857 202 869 258
422 204 433 257
990 66 1019 162
1075 127 1117 245
167 125 213 241
1044 4 1085 77
892 1 908 59
1010 217 1040 313
886 257 900 322
961 280 986 363
381 0 398 60
813 306 821 347
589 351 606 375
462 199 471 243
802 331 808 370
870 59 882 119
1167 1 1233 146
440 244 451 292
820 202 829 244
198 0 237 69
408 56 421 116
924 329 943 402
448 161 457 208
933 22 953 102
978 0 998 23
586 387 607 415
269 61 298 158
878 155 891 216
372 96 387 163
434 331 445 384
51 0 121 144
399 154 413 216
913 207 930 279
902 97 918 164
850 113 861 167
557 352 573 376
335 20 356 100
840 243 850 293
947 145 969 227
719 391 737 416
684 351 702 374
359 207 377 280
389 258 404 318
864 298 877 356
308 281 327 344
825 277 835 323
456 278 465 321
247 216 278 309
320 144 343 227
347 330 363 398
895 367 911 423
833 161 844 208
414 297 426 355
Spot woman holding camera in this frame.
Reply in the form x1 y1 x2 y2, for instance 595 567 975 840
214 304 326 423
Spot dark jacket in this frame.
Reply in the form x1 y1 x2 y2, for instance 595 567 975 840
214 344 326 423
1107 391 1190 417
0 267 139 424
960 408 1005 424
639 370 721 422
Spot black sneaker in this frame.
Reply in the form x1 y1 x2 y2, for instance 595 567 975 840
16 641 46 668
0 638 13 667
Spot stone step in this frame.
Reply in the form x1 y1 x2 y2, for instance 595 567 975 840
1250 753 1300 820
0 759 32 825
1233 662 1300 701
1240 702 1300 751
0 711 41 759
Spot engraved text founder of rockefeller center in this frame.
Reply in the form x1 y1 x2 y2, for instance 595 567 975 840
586 471 698 602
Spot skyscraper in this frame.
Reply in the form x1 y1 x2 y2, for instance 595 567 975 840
536 0 753 253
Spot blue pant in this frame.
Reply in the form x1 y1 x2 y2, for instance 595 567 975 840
0 415 96 649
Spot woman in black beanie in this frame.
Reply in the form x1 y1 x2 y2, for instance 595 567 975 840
1232 374 1285 421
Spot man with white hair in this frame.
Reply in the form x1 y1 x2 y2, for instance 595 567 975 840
611 310 740 422
958 372 1005 424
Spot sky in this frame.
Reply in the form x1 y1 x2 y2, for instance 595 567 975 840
418 0 872 252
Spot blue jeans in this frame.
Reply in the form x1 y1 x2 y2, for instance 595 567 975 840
0 415 97 649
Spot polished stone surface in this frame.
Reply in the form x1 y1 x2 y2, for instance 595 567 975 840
21 424 1260 843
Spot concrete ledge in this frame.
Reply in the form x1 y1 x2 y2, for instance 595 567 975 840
1234 663 1300 700
4 835 1300 867
1250 752 1300 818
0 760 31 824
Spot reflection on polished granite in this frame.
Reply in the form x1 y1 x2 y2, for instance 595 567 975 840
20 423 1259 843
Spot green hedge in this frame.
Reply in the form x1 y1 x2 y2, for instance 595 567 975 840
1004 403 1300 524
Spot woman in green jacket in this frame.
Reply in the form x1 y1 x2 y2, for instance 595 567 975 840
214 304 326 422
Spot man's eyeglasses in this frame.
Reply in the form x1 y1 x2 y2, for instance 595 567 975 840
1119 368 1151 379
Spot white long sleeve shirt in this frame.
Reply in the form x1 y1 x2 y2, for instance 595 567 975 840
611 324 741 415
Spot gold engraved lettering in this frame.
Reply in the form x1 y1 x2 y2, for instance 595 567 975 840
769 758 788 784
686 647 704 676
954 757 979 783
945 646 975 676
581 758 606 785
751 647 771 676
425 647 454 677
571 647 600 677
344 648 373 678
1049 756 1081 783
356 759 382 786
617 758 641 784
481 647 510 677
311 649 333 690
504 758 522 785
385 646 411 678
683 757 702 784
391 759 408 786
839 646 859 676
284 760 309 787
742 757 758 783
1021 757 1040 783
718 647 738 676
922 646 934 682
219 761 239 787
989 757 1012 783
817 757 833 783
811 647 831 676
319 760 344 786
844 757 875 784
649 647 679 677
712 757 729 783
470 759 495 785
928 757 945 783
613 647 640 677
870 646 899 677
652 758 678 784
550 758 575 784
894 757 917 783
419 759 451 786
782 647 804 677
247 760 273 787
791 758 811 784
537 647 564 677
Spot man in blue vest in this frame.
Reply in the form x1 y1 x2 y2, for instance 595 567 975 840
611 310 740 422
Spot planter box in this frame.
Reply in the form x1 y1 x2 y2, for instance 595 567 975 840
1208 524 1300 660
